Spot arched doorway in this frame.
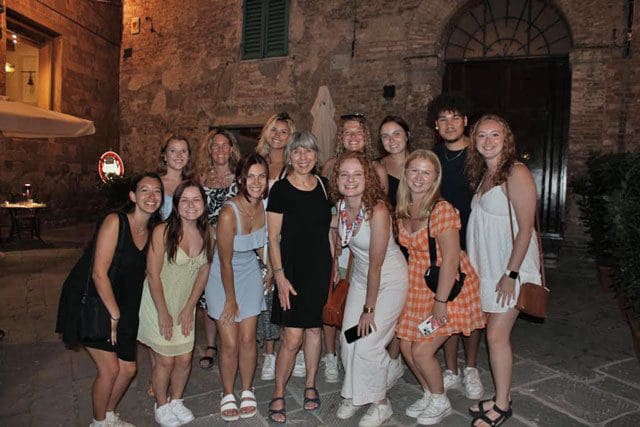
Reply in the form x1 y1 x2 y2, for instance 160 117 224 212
442 0 572 243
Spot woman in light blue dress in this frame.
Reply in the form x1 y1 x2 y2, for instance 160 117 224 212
204 153 269 421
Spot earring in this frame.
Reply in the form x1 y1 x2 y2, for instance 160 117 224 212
435 126 439 130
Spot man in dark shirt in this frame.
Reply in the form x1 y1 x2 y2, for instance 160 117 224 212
429 94 484 400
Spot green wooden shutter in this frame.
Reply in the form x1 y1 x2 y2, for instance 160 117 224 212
242 0 289 59
265 0 288 57
242 0 265 59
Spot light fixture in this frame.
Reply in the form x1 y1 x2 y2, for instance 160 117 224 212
5 62 15 73
22 71 36 86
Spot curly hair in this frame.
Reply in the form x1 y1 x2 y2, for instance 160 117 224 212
333 115 376 160
426 93 471 128
329 151 388 219
256 112 296 158
158 135 193 178
466 114 519 189
195 127 241 178
396 150 442 220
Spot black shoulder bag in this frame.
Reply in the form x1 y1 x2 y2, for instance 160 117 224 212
423 202 466 301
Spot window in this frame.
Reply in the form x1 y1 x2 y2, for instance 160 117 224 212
242 0 289 59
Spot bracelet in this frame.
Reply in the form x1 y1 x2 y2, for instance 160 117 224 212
434 297 448 304
110 314 120 321
362 305 375 314
273 267 283 274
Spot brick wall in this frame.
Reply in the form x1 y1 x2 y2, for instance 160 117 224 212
119 0 636 246
0 0 121 227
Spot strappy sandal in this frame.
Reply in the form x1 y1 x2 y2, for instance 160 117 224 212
239 389 257 419
199 345 217 369
471 402 513 426
220 393 240 422
303 386 321 411
268 397 286 424
469 396 496 417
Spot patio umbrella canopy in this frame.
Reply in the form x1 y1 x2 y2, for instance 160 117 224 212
0 100 95 138
311 85 337 165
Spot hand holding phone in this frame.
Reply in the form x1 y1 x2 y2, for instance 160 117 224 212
417 315 446 337
344 324 372 343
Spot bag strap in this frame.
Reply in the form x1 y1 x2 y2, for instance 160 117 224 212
316 175 328 200
504 181 547 288
427 200 464 277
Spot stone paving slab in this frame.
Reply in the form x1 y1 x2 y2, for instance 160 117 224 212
605 410 640 427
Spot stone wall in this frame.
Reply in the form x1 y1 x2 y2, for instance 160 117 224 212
119 0 637 245
0 0 121 227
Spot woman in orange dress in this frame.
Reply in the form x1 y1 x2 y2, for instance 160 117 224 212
395 149 485 425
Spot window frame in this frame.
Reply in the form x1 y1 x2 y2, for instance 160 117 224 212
241 0 290 60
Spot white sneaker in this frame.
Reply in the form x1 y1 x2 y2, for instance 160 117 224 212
463 367 484 399
292 350 306 377
168 399 194 424
336 398 359 419
323 353 339 383
417 393 452 425
442 369 461 390
89 419 108 427
358 400 393 427
405 389 431 418
261 353 276 380
154 403 181 427
386 357 404 389
105 411 134 427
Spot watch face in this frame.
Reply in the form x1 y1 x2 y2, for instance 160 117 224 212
508 270 519 279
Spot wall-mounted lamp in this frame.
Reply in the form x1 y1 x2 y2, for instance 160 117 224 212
5 62 15 73
383 85 396 100
22 71 36 86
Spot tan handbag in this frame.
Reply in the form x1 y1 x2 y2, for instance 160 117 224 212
322 238 353 328
506 183 550 319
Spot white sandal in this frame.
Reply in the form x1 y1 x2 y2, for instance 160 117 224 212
220 393 240 421
239 389 257 418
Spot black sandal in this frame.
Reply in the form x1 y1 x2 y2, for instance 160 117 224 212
469 396 496 417
471 402 512 426
303 386 321 411
199 345 217 370
268 397 286 423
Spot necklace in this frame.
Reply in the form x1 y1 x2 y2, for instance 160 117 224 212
444 148 465 162
338 200 365 247
237 198 258 220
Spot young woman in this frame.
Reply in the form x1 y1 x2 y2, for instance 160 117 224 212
395 150 484 425
159 135 192 220
267 131 333 423
137 180 213 427
56 173 163 427
331 151 408 427
197 128 240 370
466 114 541 427
255 112 296 380
204 153 269 421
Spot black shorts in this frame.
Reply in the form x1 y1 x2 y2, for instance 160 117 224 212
83 331 137 362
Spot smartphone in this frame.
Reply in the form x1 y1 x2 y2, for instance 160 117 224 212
344 324 371 344
417 315 444 337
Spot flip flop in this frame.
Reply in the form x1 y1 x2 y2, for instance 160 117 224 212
268 397 286 424
303 386 321 411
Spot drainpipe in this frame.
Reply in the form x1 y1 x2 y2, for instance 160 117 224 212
616 0 634 152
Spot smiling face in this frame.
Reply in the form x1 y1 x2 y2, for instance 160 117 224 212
474 119 506 162
289 146 317 175
210 134 231 167
337 158 366 198
244 163 268 200
164 139 190 171
436 110 467 143
404 157 438 197
380 121 408 155
341 120 366 152
130 176 163 215
177 186 205 221
268 120 291 150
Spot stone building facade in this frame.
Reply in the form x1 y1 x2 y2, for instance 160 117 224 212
0 0 121 226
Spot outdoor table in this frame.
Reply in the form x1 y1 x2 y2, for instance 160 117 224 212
1 201 48 243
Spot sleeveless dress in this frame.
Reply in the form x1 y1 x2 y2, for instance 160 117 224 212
466 184 542 313
396 202 485 341
137 246 208 356
160 194 173 221
78 213 148 362
340 215 408 406
267 177 332 328
204 181 237 226
205 201 267 321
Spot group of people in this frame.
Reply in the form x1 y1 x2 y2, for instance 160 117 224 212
57 93 542 427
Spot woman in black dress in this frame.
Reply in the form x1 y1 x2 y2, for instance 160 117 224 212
266 131 332 423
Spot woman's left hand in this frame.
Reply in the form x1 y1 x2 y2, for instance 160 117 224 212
358 312 376 338
431 301 448 327
177 307 194 337
263 270 274 292
496 275 516 307
110 318 119 344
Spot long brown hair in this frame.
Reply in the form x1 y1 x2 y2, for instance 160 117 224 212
396 150 442 220
330 151 387 219
196 127 241 178
333 115 376 160
164 179 213 263
465 114 519 189
158 135 193 179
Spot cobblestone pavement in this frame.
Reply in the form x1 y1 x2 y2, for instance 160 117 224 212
1 224 639 426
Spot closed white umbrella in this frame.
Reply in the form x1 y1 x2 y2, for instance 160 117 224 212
311 85 337 165
0 100 95 138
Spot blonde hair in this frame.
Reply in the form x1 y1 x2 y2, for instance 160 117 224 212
196 128 241 178
396 149 442 220
256 112 296 157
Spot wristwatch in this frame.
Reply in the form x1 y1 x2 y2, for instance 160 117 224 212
505 269 519 280
363 305 375 314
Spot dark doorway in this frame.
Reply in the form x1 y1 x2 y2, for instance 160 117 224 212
443 58 570 242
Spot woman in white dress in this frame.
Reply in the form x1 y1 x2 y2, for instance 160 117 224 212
465 114 541 427
330 151 408 427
